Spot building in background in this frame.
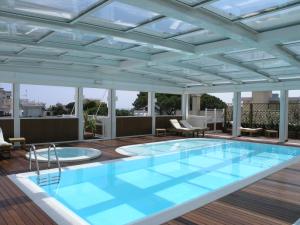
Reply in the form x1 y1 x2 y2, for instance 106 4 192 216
0 88 12 117
20 99 46 117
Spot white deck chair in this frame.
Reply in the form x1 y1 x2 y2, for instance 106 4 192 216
0 128 11 146
169 119 195 136
180 120 208 137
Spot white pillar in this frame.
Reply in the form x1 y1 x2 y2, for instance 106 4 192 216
232 92 241 137
13 83 20 138
75 87 84 141
279 90 288 143
108 89 116 139
181 93 189 120
148 92 156 135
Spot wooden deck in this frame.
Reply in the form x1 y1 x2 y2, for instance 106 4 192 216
0 135 299 225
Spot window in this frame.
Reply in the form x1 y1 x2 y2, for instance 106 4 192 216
137 18 198 38
204 0 295 19
0 83 12 118
20 84 75 117
174 29 225 45
81 1 159 30
83 88 108 117
0 0 101 20
116 91 143 116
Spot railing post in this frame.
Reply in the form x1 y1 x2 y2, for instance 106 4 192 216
214 108 217 132
249 103 253 128
13 83 20 138
232 92 241 137
148 92 156 135
108 89 116 139
75 87 84 141
279 90 289 143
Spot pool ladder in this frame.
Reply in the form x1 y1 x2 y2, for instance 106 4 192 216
29 144 61 186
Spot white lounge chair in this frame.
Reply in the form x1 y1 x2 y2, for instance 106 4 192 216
0 128 12 158
169 119 196 136
180 120 208 137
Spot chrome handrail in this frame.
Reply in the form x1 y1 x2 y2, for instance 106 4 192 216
48 143 61 174
29 144 40 176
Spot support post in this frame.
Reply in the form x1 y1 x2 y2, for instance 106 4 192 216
232 92 241 137
181 93 189 120
279 90 288 143
75 87 84 141
13 83 20 138
108 89 116 139
148 92 156 135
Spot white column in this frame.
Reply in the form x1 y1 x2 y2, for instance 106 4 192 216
232 92 241 137
13 83 20 138
75 87 84 141
181 93 189 120
148 92 156 135
279 90 288 143
108 89 116 139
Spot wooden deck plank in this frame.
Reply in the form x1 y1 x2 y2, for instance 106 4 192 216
0 136 299 225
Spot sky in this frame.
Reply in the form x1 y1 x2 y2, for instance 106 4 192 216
0 83 300 108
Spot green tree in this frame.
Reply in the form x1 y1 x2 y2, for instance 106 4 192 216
116 109 133 116
132 92 147 110
48 103 68 116
200 94 226 110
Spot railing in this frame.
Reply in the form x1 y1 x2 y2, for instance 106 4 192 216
29 144 61 186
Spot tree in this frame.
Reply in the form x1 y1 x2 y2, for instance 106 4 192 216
200 94 227 110
48 103 68 116
132 92 181 115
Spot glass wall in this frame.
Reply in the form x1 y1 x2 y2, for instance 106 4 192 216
20 84 75 117
116 90 145 116
0 83 12 118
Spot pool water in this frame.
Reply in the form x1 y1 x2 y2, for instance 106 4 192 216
29 139 300 225
116 138 229 156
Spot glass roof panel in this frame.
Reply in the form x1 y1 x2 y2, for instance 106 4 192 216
25 48 65 56
137 18 198 38
0 0 101 20
262 66 299 75
284 42 300 55
203 64 241 73
0 44 23 53
241 5 300 32
250 59 290 69
46 31 99 45
183 57 223 67
0 19 50 41
82 1 159 30
204 0 295 19
177 0 206 6
93 37 138 50
130 46 165 54
225 49 275 62
173 29 226 45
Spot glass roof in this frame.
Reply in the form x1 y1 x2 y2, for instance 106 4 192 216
0 0 101 21
241 5 300 32
136 18 198 38
46 31 99 45
284 42 300 55
93 37 137 50
0 19 50 41
204 0 296 19
248 59 290 69
81 1 159 30
177 0 206 6
173 29 226 45
0 0 298 89
225 49 275 62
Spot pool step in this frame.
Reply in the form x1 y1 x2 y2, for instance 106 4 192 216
38 175 61 186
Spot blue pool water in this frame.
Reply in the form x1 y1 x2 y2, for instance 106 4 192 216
30 139 300 225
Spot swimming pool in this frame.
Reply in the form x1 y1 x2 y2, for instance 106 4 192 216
25 147 102 163
10 139 300 225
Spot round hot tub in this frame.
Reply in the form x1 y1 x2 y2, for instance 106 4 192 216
26 147 102 163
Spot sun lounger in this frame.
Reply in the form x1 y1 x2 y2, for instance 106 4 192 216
0 128 12 158
180 120 208 137
240 127 263 136
169 119 196 136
